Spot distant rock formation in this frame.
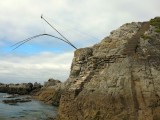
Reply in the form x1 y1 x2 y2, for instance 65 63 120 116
44 78 61 87
0 79 62 106
55 17 160 120
0 82 41 95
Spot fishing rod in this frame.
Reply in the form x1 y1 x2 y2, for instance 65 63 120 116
41 15 77 49
12 15 78 51
11 34 76 51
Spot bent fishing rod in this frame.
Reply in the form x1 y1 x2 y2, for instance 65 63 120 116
11 34 77 51
12 15 78 50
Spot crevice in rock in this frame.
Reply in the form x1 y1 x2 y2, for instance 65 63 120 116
123 22 150 56
129 57 139 120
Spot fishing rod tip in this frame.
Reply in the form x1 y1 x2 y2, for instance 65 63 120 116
41 14 43 19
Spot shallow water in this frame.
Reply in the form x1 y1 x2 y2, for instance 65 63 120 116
0 93 57 120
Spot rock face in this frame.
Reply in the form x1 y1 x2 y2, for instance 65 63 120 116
56 17 160 120
32 79 62 105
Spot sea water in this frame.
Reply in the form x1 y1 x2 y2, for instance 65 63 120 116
0 93 57 120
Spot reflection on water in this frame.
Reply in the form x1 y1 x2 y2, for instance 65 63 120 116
0 93 57 120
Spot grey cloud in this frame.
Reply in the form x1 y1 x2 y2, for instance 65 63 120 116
0 52 73 83
0 0 160 83
0 0 159 46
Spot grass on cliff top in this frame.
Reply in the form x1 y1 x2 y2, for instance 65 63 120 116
150 17 160 33
141 34 151 40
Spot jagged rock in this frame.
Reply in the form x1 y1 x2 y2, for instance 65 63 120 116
56 17 160 120
33 82 42 89
44 79 61 87
32 79 62 106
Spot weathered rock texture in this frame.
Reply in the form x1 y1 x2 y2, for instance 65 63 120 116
56 17 160 120
32 79 62 105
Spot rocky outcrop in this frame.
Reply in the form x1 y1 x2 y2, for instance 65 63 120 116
32 79 62 106
0 82 42 95
56 17 160 120
44 79 61 87
0 79 62 105
0 83 33 95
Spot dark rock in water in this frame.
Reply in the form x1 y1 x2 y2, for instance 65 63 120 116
3 98 31 104
0 92 56 119
3 99 18 104
17 99 31 103
55 17 160 120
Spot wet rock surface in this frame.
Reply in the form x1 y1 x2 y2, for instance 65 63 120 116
56 17 160 120
3 98 31 104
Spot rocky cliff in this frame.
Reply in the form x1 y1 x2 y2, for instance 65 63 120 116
56 17 160 120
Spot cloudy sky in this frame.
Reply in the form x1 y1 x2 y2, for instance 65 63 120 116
0 0 159 84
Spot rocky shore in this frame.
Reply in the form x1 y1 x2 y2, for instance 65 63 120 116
54 17 160 120
0 79 62 106
32 79 62 105
1 17 160 120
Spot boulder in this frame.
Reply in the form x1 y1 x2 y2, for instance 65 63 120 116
44 79 61 87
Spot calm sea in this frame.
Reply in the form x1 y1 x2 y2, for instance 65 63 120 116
0 93 57 120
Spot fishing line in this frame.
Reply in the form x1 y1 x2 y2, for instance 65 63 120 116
11 34 77 51
41 15 77 49
11 15 78 51
46 16 99 42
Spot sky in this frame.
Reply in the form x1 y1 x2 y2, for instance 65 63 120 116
0 0 159 84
